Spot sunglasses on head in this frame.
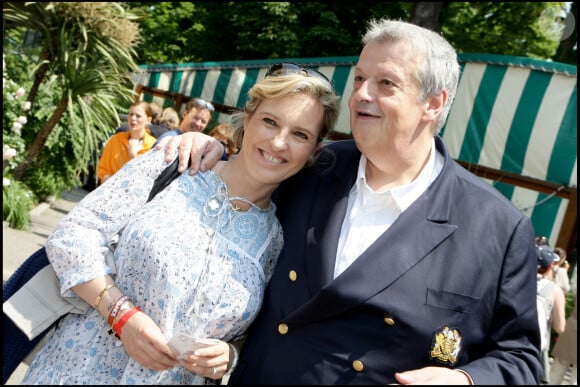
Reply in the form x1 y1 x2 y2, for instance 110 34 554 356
266 62 333 88
193 98 215 112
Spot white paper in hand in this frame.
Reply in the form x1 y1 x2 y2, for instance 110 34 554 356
169 332 220 355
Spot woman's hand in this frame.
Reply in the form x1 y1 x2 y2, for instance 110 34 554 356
156 132 224 174
118 310 180 371
127 138 143 158
179 340 232 380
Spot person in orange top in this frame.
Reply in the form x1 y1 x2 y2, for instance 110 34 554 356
97 101 157 184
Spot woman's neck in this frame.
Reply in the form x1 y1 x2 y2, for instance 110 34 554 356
129 127 145 140
216 161 273 210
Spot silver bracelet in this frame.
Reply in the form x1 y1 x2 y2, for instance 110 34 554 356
225 343 239 375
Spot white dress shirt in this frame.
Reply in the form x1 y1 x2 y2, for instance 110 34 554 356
334 138 444 278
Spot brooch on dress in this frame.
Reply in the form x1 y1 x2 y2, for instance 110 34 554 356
208 198 220 211
205 195 241 217
204 195 225 218
429 325 462 365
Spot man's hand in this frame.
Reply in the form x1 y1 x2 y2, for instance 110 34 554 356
156 133 224 175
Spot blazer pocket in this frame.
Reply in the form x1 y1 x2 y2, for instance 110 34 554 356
426 288 478 314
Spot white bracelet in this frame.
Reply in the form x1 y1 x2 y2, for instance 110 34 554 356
225 343 239 375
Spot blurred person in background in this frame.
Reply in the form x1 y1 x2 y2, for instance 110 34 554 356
550 293 577 385
536 235 550 247
147 102 168 138
97 101 157 184
536 245 567 384
116 102 169 139
159 107 180 131
208 123 238 159
553 247 571 294
153 98 214 147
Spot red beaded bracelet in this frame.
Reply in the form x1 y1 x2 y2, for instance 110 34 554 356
112 306 141 338
107 295 130 326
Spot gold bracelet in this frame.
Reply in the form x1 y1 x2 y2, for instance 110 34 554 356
94 284 115 309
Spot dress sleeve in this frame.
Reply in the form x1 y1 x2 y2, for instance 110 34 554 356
46 148 175 297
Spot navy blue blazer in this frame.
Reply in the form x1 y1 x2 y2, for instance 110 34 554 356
228 137 541 385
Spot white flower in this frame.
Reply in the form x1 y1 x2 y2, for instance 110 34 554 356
11 122 22 135
3 148 17 160
15 87 25 98
23 101 31 111
3 178 11 187
17 116 27 125
11 122 22 132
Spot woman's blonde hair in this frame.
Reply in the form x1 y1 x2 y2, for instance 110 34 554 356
160 107 180 129
230 73 340 154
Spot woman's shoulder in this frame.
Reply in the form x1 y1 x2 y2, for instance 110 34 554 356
106 131 130 145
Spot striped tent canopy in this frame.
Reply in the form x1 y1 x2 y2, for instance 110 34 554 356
133 53 577 248
442 54 576 248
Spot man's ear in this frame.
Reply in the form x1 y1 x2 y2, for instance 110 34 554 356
422 89 448 122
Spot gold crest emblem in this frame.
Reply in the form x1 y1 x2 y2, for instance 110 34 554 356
429 325 462 365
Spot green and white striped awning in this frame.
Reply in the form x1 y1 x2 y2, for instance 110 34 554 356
442 54 576 246
133 53 577 246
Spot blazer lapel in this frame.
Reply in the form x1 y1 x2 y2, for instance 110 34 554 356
287 137 458 324
303 144 360 293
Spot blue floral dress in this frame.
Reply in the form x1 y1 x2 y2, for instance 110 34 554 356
22 149 282 384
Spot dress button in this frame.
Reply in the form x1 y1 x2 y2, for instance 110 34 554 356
384 317 395 326
278 323 289 335
289 270 297 281
352 360 364 372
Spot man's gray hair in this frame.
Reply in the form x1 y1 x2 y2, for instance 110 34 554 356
363 19 460 133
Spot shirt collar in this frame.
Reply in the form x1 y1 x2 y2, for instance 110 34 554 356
353 138 443 212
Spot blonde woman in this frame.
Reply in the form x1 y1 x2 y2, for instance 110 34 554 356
22 65 338 384
160 107 180 130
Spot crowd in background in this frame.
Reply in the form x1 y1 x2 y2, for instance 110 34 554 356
535 236 577 385
94 99 236 187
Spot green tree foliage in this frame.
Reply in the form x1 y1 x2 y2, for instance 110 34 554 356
3 2 142 228
442 2 566 59
130 2 413 63
4 3 142 181
128 2 574 65
129 2 205 64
